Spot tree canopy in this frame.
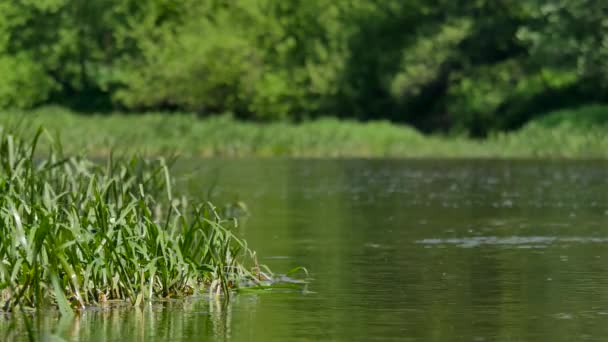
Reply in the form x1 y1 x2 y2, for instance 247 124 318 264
1 0 607 135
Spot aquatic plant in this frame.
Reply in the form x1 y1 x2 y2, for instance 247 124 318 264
0 126 263 315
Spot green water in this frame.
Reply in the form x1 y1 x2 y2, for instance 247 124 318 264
5 159 608 341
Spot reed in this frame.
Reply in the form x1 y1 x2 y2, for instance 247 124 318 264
4 105 608 159
0 125 264 315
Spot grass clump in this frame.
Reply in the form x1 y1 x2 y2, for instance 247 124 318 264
529 104 608 129
0 126 264 315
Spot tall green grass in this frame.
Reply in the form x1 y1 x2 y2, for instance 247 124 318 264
0 126 265 315
3 105 608 158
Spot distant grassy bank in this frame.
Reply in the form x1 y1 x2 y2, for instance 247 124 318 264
3 105 608 159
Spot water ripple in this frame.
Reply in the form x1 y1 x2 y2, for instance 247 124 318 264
417 236 608 248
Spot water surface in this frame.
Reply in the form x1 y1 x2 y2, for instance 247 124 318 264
6 159 608 341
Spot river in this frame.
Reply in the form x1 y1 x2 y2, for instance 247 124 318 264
6 159 608 341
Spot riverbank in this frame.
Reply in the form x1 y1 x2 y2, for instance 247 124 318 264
3 105 608 159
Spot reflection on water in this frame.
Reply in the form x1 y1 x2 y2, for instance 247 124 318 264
2 298 237 341
418 236 608 248
6 159 608 340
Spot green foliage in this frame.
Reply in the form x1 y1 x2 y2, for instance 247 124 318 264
0 125 272 313
518 0 608 80
4 106 608 159
528 104 608 128
390 19 471 101
1 0 607 133
0 54 55 108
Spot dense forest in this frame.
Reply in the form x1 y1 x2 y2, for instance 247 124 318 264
1 0 607 136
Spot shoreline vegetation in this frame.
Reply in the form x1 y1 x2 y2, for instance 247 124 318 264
0 126 289 317
3 105 608 159
3 1 608 139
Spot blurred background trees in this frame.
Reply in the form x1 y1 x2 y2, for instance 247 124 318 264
1 0 607 136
